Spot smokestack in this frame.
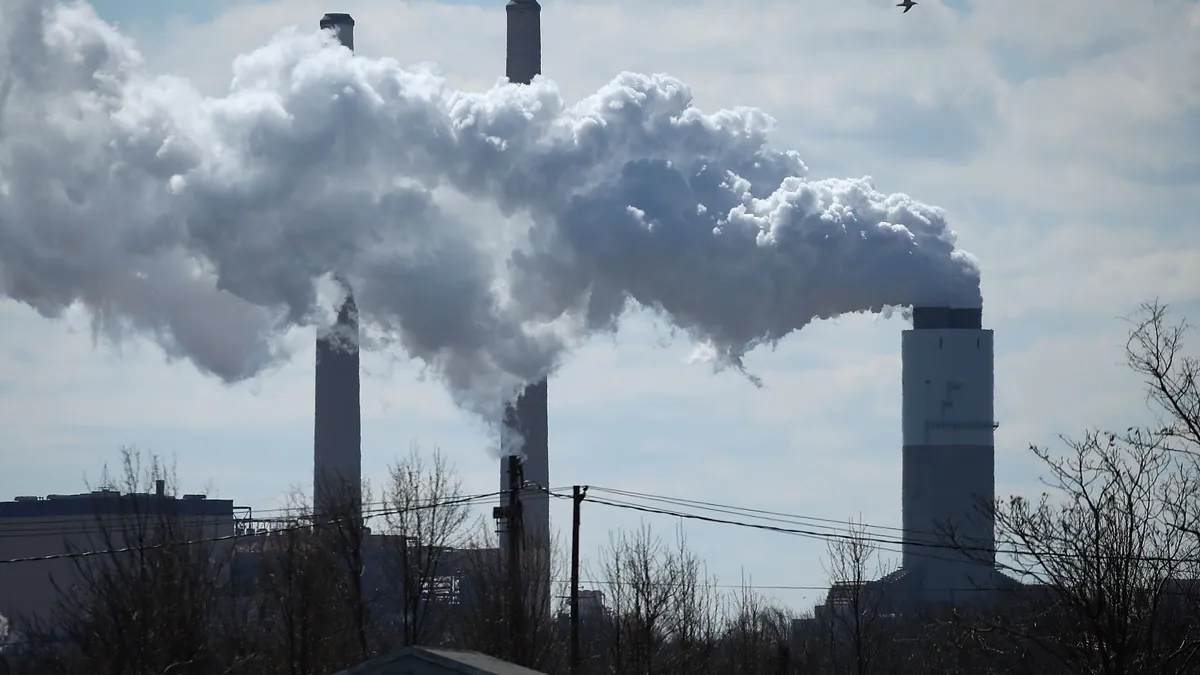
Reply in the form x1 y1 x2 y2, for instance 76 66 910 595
505 0 541 83
313 13 361 524
319 12 355 51
900 306 995 604
499 0 550 573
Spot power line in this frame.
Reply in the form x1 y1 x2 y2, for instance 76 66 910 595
571 487 977 567
5 481 1195 569
562 489 1200 565
554 578 995 594
586 486 911 536
569 492 966 567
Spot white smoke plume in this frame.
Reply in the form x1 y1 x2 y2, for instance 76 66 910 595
0 0 980 420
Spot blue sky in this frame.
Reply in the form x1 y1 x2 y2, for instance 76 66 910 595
2 0 1199 611
90 0 232 24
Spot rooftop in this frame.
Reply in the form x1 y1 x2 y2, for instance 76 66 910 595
334 646 547 675
0 490 234 519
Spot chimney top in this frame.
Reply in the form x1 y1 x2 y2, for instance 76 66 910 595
320 13 355 27
911 307 983 330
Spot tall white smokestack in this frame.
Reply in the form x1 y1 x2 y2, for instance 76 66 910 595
900 307 996 603
499 0 551 567
313 12 361 524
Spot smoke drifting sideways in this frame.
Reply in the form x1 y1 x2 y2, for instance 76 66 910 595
0 0 980 421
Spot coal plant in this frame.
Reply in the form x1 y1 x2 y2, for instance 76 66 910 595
499 0 551 565
312 13 361 523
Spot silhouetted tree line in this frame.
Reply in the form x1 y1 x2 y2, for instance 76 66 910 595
2 302 1200 675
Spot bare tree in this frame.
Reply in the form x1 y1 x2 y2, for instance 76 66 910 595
970 302 1200 675
447 520 565 673
321 477 373 663
377 444 472 647
7 447 247 675
819 517 897 675
719 579 796 675
593 524 726 675
249 493 344 675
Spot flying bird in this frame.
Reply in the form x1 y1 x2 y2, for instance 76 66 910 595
897 0 917 12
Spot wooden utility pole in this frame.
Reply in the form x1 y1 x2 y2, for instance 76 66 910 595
506 456 525 665
570 485 587 675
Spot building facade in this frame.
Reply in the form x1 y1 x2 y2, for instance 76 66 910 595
0 488 235 629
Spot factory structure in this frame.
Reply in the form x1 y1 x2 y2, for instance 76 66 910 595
307 5 552 570
880 305 1010 610
0 0 1017 642
312 14 362 525
895 307 1003 603
0 302 1006 632
804 305 1011 621
0 486 238 629
497 0 552 580
308 5 551 599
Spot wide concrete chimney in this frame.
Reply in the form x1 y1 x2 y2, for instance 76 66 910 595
313 13 361 524
499 0 550 575
900 306 995 604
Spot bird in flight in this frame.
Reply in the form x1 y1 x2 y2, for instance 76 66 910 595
897 0 917 12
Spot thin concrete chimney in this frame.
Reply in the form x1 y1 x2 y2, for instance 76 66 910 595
313 13 362 524
499 0 551 571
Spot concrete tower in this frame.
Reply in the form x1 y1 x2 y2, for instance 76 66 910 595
499 0 551 564
901 307 996 602
313 12 361 523
319 12 355 50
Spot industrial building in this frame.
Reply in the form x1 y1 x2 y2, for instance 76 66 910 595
0 486 237 629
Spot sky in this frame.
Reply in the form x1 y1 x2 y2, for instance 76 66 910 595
1 0 1199 612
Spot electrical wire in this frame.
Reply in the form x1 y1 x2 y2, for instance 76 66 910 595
569 488 979 568
550 487 1200 566
568 492 970 567
552 578 995 594
586 485 911 536
4 480 1197 572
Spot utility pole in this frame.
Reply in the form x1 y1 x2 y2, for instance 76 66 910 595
507 455 525 665
570 485 587 675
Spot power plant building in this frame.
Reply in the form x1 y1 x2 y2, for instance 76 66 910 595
0 488 236 632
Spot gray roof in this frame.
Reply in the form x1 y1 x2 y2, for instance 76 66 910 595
332 647 547 675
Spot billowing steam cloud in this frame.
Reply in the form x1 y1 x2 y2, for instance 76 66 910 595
0 0 980 419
